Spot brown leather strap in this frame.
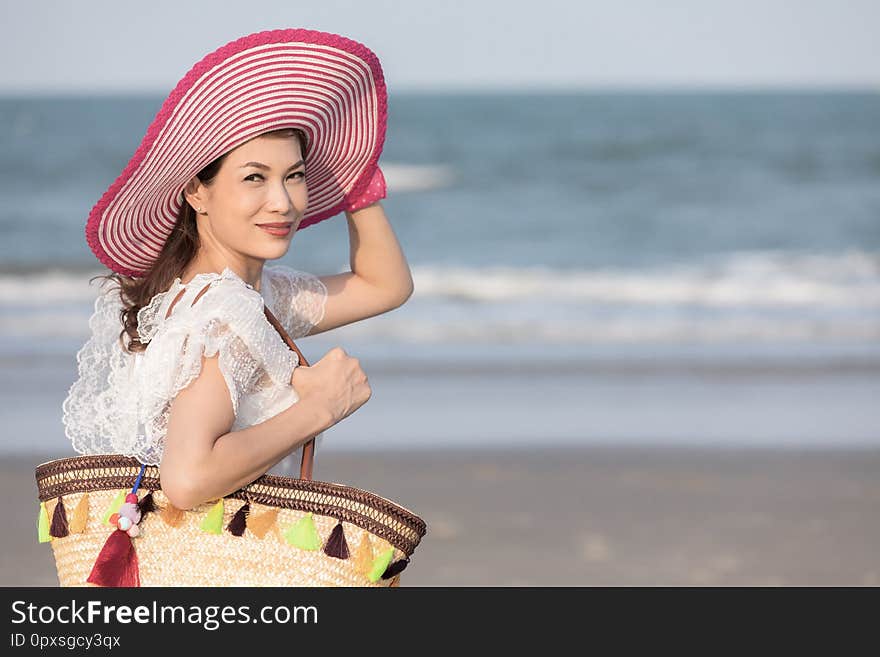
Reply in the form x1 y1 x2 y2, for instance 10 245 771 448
262 304 317 482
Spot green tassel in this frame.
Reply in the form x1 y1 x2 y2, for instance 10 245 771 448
284 512 321 550
367 547 395 583
101 491 126 525
199 499 225 534
37 502 51 543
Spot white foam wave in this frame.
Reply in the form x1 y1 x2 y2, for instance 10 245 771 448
382 163 456 192
0 269 113 304
410 249 880 307
2 250 877 306
0 250 878 344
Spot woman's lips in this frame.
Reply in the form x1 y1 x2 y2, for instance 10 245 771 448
257 222 292 236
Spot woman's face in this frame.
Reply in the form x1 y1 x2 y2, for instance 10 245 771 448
185 133 308 262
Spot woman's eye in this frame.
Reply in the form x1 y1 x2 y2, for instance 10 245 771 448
244 172 305 182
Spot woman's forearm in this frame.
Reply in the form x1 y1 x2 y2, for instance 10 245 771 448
345 202 414 300
184 396 332 507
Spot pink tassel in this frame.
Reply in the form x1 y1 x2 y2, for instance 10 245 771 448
86 529 140 587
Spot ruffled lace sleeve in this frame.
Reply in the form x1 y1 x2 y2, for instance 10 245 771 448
264 264 328 339
62 271 300 465
62 280 145 458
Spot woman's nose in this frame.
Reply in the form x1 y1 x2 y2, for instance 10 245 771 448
267 184 293 214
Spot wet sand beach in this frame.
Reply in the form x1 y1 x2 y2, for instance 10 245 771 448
4 446 879 586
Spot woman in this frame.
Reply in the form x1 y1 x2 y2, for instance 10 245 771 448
62 29 413 512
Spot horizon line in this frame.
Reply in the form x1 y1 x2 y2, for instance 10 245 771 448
0 82 878 99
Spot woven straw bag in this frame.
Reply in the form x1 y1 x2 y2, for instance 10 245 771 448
35 302 427 587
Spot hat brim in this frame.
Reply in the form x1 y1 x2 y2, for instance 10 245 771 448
86 28 387 277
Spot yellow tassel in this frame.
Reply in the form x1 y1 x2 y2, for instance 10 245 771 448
283 512 321 550
199 499 225 534
160 501 185 528
68 493 90 534
101 491 126 525
353 533 374 576
37 502 51 543
246 507 279 539
367 547 396 583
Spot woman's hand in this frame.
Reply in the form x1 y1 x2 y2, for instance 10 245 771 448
290 346 372 425
344 165 386 213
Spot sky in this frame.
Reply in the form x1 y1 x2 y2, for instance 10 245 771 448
2 0 879 94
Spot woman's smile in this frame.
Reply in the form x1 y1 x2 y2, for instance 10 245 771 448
256 221 293 237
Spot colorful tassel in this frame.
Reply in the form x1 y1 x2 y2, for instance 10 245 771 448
83 463 149 587
353 534 374 575
227 502 249 537
49 496 69 538
284 512 321 550
323 521 350 559
137 491 157 516
86 529 140 587
200 499 225 534
160 501 185 528
382 557 410 579
37 502 51 543
68 493 90 534
102 491 126 526
368 547 396 583
246 507 279 539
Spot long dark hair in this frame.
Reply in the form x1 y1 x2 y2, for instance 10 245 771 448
92 127 308 354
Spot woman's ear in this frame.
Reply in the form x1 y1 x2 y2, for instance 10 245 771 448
183 177 205 213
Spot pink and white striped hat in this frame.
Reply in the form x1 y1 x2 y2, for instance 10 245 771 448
86 28 387 277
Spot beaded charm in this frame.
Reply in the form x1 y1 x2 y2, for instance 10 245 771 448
108 494 143 537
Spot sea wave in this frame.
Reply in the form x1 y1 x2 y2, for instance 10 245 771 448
1 249 878 344
382 163 457 192
410 250 880 307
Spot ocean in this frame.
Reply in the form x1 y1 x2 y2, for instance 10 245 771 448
1 91 879 458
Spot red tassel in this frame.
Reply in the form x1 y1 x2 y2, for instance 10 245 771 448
49 496 70 538
323 521 350 559
86 529 140 587
137 491 157 516
226 502 249 537
381 557 410 579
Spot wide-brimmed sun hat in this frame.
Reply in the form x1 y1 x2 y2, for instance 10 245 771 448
86 28 388 277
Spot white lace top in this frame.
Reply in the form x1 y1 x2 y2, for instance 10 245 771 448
62 264 328 472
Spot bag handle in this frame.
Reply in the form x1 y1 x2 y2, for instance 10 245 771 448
262 305 317 482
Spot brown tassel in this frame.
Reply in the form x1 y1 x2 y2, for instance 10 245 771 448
137 491 157 516
49 497 69 538
381 557 410 579
323 521 350 559
226 502 249 537
69 493 89 534
246 507 279 539
160 502 185 528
